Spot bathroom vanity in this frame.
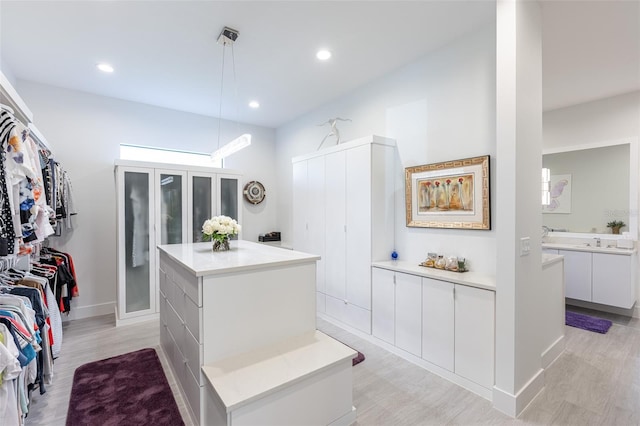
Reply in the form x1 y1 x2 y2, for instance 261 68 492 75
543 242 637 310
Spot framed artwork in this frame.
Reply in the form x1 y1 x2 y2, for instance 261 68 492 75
405 155 490 229
542 174 572 214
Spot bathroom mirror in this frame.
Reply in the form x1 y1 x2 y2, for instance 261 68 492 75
542 138 638 237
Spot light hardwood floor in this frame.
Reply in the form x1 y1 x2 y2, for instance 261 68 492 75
24 306 640 425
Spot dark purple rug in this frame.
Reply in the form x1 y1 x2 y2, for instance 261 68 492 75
566 311 612 334
352 350 366 366
66 348 184 426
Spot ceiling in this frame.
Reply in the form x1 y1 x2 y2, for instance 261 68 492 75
1 1 638 129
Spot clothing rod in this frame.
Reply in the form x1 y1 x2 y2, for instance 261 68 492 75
28 123 52 151
0 69 34 124
0 102 15 114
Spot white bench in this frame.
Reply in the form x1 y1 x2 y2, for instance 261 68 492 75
202 330 357 426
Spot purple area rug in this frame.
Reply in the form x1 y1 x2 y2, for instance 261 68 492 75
566 311 612 334
66 348 184 426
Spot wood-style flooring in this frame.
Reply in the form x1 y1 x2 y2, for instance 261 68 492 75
24 306 640 425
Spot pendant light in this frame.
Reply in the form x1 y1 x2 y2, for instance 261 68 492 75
211 26 252 162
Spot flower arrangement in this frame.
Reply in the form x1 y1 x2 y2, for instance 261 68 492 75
606 220 625 234
202 215 241 251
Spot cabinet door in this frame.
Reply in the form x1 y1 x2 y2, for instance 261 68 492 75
324 151 346 300
188 172 216 243
454 285 494 389
307 157 326 294
155 170 188 245
217 174 242 239
422 277 454 371
560 250 592 301
372 268 395 345
292 161 308 252
592 253 634 308
395 272 422 357
346 145 372 310
116 166 156 320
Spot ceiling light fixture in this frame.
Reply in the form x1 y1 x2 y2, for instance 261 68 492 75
96 63 114 73
248 100 260 109
211 26 252 162
316 49 332 61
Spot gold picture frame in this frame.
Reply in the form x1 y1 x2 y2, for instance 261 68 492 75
405 155 490 229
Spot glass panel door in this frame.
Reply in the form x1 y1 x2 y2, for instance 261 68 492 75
217 174 242 239
123 170 152 314
157 172 185 245
188 172 216 243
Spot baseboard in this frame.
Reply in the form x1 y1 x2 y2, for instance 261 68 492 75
115 311 159 327
329 406 356 426
541 335 565 369
566 298 637 317
492 368 544 417
318 313 493 401
61 301 115 322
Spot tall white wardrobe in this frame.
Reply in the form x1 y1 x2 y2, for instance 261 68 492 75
115 160 242 324
292 135 396 333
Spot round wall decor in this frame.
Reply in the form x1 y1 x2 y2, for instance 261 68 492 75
243 181 266 205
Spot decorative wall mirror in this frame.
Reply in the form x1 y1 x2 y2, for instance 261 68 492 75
542 137 638 238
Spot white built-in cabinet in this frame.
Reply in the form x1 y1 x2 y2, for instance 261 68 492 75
115 160 242 324
292 135 396 333
372 266 495 390
371 268 422 357
544 247 637 309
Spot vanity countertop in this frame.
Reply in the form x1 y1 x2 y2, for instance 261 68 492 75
542 253 564 267
542 242 637 256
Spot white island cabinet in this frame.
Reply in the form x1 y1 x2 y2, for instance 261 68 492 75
158 241 357 426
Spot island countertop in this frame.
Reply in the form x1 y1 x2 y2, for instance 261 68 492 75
157 240 320 277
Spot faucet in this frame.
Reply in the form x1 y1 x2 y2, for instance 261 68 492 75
594 237 601 247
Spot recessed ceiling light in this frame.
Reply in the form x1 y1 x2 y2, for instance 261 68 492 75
96 63 114 73
248 100 260 109
316 49 331 61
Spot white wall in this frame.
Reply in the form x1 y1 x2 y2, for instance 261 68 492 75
17 80 277 319
544 91 640 150
276 24 497 274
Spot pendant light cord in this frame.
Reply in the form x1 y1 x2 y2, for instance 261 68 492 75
216 42 227 152
231 43 240 135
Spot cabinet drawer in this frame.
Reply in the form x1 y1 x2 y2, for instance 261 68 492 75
325 294 371 334
167 277 186 322
159 268 168 299
166 302 185 353
182 364 202 426
184 295 202 343
174 264 201 306
184 328 204 385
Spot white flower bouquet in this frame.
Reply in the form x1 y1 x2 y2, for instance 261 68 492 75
202 215 241 251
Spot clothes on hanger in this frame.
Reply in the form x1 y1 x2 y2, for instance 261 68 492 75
0 108 76 263
0 257 64 425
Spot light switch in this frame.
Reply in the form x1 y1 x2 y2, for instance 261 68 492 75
520 237 531 256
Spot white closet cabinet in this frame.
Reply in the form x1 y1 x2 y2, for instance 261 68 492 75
116 160 242 325
292 156 326 312
422 277 454 371
372 268 422 356
454 284 495 388
292 135 396 334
